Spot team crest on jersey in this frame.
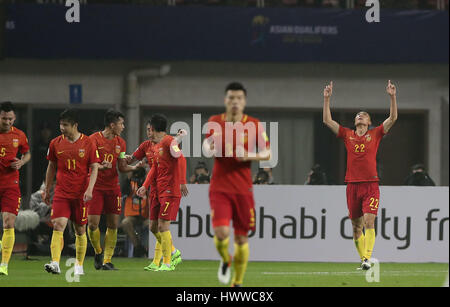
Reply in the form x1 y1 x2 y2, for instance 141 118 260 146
365 134 372 142
12 139 19 148
115 145 121 154
159 147 164 156
79 149 85 158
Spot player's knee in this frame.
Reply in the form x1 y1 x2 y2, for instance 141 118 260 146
52 220 65 231
88 223 98 231
3 216 15 229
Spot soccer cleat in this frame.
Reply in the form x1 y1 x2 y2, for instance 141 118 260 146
101 262 118 271
217 256 232 285
74 264 85 275
231 283 242 288
157 263 175 272
0 264 8 276
357 258 371 271
171 249 182 267
94 253 104 270
44 261 61 274
144 262 160 271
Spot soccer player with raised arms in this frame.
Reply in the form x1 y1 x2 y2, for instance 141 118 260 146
322 80 397 269
203 82 271 287
0 102 31 276
86 109 140 271
43 109 100 275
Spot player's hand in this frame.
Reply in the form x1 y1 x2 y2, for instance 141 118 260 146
83 189 93 202
180 184 189 197
43 189 51 206
177 129 188 138
124 155 134 164
10 157 24 170
136 186 147 198
135 160 145 169
386 80 396 96
324 81 333 98
235 146 249 162
101 161 113 169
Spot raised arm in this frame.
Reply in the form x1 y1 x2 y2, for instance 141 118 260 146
383 80 398 134
322 81 340 135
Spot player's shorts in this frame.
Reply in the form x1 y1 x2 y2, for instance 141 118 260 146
346 182 380 219
51 197 88 225
0 185 21 216
209 191 256 236
86 187 122 215
150 196 181 221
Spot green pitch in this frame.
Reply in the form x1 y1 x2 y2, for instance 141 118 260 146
0 256 447 287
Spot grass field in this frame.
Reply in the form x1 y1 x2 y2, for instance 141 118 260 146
0 255 447 287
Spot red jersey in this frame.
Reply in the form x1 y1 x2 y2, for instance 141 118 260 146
0 127 30 187
142 141 187 190
133 140 157 188
337 124 385 183
206 113 270 195
47 134 100 199
90 132 126 190
154 135 182 198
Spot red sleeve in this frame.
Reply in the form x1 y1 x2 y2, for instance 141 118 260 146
337 125 348 139
256 120 270 151
179 155 187 184
143 165 156 189
88 138 101 165
133 142 147 161
205 116 215 139
46 139 57 162
19 131 30 154
120 138 127 156
166 135 182 159
376 124 386 137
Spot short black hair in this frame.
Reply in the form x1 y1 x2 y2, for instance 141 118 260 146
59 108 79 126
225 82 247 96
0 101 15 113
104 109 125 127
149 114 168 132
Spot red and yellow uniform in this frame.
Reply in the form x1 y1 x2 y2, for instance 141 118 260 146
143 135 185 221
0 127 29 215
87 132 126 216
47 134 100 225
133 140 158 212
337 124 385 219
206 113 270 236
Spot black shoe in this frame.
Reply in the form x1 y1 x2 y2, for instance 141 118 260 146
94 253 104 270
102 262 118 271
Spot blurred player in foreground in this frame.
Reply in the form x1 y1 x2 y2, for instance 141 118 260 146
203 82 271 287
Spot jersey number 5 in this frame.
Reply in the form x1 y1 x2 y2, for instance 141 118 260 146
0 147 6 157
